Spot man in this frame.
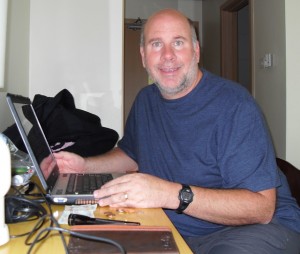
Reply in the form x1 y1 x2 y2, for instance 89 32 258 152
54 9 300 253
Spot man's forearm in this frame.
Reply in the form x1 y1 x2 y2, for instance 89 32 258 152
183 187 276 226
164 183 276 226
84 147 138 174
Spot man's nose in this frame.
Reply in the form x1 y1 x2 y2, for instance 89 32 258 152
161 45 176 61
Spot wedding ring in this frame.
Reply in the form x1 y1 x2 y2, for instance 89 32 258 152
124 193 128 200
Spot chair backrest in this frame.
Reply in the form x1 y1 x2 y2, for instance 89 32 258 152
276 158 300 207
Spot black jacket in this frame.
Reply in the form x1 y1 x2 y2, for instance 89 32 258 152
4 89 119 157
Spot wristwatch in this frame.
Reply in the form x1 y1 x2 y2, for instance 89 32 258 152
176 184 194 214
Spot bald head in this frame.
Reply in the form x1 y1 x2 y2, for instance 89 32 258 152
138 8 201 99
140 9 198 48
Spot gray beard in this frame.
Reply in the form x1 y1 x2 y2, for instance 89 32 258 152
145 54 199 98
155 76 189 97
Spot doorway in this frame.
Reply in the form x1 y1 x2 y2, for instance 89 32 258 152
124 19 148 124
221 0 252 93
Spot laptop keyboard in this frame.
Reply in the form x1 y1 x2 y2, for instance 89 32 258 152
66 174 113 194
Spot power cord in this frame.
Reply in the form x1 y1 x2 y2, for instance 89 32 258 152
25 214 68 252
5 181 49 239
6 180 127 254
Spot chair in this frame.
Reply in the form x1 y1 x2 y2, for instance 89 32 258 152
276 158 300 207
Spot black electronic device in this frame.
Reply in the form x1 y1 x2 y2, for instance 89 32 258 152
68 213 141 226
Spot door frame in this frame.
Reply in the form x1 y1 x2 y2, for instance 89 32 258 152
220 0 252 92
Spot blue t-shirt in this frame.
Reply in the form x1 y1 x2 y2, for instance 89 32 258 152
118 69 300 237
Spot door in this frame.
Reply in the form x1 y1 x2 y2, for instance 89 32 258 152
221 0 252 93
124 19 148 124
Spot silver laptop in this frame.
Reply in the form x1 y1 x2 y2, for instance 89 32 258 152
6 93 117 205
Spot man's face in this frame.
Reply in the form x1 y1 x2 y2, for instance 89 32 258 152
140 12 200 99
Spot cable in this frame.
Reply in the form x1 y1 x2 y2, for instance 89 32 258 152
24 181 56 245
11 182 46 203
5 195 47 223
25 214 68 251
6 181 50 239
7 181 127 254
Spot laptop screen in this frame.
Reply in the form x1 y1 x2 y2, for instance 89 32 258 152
6 94 59 191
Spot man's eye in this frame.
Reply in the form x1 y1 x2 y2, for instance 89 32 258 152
152 41 162 48
174 41 183 47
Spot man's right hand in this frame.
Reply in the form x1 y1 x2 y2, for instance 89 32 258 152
53 151 86 173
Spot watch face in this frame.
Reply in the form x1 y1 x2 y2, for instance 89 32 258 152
176 185 194 213
181 189 193 202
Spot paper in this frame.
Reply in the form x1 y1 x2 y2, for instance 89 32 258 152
58 204 97 225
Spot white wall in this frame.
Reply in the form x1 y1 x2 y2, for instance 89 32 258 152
29 0 124 136
0 0 30 132
285 0 300 167
252 0 286 159
0 0 8 89
1 0 123 136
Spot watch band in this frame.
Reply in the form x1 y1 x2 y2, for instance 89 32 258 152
176 184 194 214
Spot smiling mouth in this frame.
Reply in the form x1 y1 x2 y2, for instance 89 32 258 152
159 66 180 74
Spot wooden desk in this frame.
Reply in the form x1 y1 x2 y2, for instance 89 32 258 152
0 205 192 254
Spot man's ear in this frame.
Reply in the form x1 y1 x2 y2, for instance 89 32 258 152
140 47 146 68
195 42 200 63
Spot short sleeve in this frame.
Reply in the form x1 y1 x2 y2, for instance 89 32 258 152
216 97 280 191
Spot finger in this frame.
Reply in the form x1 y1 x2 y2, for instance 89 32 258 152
94 181 125 198
101 174 132 189
53 151 66 159
98 192 128 207
96 178 132 198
